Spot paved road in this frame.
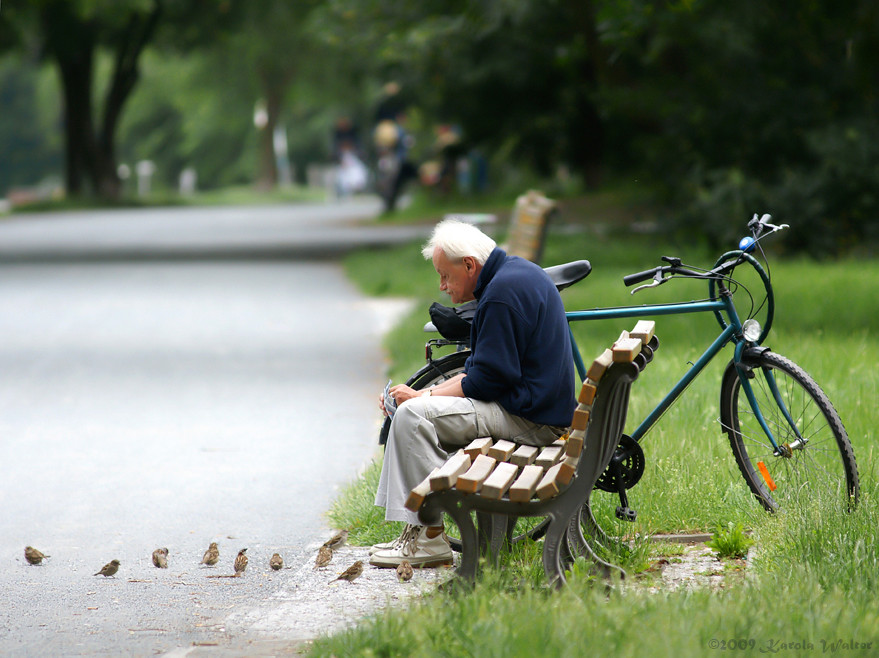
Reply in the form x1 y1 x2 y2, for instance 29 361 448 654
0 200 426 656
0 199 429 262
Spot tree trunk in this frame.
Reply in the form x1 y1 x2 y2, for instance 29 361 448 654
96 6 163 199
40 3 98 197
40 1 161 201
255 84 283 190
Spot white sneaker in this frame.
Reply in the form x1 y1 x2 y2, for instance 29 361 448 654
368 524 419 556
369 525 453 568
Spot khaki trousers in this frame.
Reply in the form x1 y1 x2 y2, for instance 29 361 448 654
374 396 563 526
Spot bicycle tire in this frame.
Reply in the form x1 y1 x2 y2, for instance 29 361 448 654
720 350 859 512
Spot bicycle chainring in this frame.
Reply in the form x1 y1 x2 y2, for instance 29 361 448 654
595 434 645 493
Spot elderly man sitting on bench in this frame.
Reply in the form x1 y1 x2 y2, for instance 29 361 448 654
371 218 576 568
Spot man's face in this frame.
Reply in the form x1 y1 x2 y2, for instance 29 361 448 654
432 248 479 304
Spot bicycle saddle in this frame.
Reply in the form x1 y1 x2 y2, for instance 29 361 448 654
544 260 592 291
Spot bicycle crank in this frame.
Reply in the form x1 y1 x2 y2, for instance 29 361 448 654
595 434 645 522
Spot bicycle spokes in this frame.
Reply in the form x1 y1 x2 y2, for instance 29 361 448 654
721 351 858 512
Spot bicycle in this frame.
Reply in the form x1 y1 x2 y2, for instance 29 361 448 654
379 213 859 538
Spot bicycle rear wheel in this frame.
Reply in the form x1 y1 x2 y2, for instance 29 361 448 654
720 350 859 512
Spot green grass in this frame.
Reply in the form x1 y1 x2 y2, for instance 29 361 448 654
706 521 754 559
375 187 523 224
321 217 879 657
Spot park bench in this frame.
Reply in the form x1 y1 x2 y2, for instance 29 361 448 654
406 321 659 587
503 189 557 264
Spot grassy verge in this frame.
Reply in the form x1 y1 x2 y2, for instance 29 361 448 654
5 183 325 213
317 210 878 656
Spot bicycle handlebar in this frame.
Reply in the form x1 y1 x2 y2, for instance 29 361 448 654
623 213 788 290
622 267 662 287
623 261 730 288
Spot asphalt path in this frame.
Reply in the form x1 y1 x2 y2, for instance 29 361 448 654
0 199 429 262
0 199 427 656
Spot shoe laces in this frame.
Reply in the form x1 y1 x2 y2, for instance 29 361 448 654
399 524 424 556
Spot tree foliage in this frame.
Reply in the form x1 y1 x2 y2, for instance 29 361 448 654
3 0 879 252
0 0 241 199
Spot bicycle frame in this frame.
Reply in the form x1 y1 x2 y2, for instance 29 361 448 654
566 290 787 453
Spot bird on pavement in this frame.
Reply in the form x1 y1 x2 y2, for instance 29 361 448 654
314 545 333 569
396 560 413 583
322 529 349 550
269 553 284 571
152 548 169 568
233 548 248 577
201 542 219 567
94 559 120 577
331 560 363 584
25 546 49 565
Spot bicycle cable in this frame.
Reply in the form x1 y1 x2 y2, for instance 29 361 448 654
664 262 760 322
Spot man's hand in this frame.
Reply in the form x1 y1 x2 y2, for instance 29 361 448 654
379 373 467 416
378 384 418 416
388 384 420 407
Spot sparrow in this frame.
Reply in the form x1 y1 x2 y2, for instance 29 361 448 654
25 546 48 565
94 559 120 577
331 560 363 584
396 560 414 583
269 553 283 571
322 529 349 550
152 547 169 568
314 545 333 569
233 548 248 577
201 542 219 566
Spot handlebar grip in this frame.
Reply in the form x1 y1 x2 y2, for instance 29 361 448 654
623 268 660 287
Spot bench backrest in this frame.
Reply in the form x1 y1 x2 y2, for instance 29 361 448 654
504 190 556 264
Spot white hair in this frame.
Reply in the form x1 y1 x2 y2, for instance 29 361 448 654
421 218 496 264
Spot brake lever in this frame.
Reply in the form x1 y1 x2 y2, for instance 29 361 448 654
763 221 790 233
630 271 665 295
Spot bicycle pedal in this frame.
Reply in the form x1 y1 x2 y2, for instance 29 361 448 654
615 506 637 522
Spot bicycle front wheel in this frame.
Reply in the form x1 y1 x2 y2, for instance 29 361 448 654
720 350 859 512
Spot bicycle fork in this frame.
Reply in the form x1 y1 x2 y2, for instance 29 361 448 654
734 342 806 457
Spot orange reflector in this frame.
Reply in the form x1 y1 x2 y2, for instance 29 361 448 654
757 461 777 491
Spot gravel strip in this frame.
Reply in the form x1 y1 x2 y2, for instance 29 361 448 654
208 539 453 654
178 535 736 655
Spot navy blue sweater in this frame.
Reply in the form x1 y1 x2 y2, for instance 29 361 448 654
461 248 576 427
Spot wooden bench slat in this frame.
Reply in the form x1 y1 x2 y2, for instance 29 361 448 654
487 439 516 461
508 464 544 502
509 444 539 467
630 320 655 344
536 462 564 500
613 337 642 363
565 430 585 457
534 445 563 469
430 451 472 492
586 348 614 382
480 462 519 499
405 467 440 512
463 437 493 460
571 407 590 431
456 454 498 494
578 380 598 405
557 455 579 485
